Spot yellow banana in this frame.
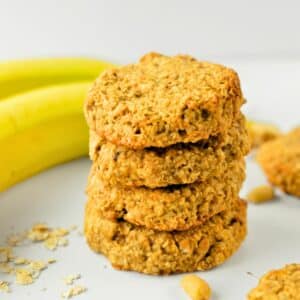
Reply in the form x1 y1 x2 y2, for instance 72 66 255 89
0 57 114 100
0 82 92 192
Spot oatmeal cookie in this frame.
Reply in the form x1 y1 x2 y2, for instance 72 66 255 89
85 52 244 149
248 264 300 300
84 198 247 275
86 159 245 231
89 114 249 188
257 127 300 197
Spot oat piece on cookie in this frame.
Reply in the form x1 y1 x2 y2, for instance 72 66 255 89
85 52 244 149
89 114 250 188
84 197 247 275
248 264 300 300
87 160 245 231
257 127 300 197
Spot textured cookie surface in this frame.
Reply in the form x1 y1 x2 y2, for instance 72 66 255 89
248 264 300 300
87 159 245 231
257 127 300 197
85 52 244 149
85 198 247 275
89 114 250 188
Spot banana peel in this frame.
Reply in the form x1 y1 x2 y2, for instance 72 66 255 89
0 82 92 192
0 57 114 100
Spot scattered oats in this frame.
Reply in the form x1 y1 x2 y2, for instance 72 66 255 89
0 280 10 293
0 223 72 292
64 274 81 285
0 247 13 263
0 262 14 274
29 260 47 272
28 260 48 280
7 233 25 247
40 228 69 250
44 236 59 251
14 257 30 265
61 285 87 299
27 224 69 246
27 223 50 242
48 258 56 264
52 228 69 237
15 269 34 285
58 237 69 247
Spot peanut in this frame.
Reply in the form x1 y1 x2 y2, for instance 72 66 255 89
246 185 275 203
181 274 211 300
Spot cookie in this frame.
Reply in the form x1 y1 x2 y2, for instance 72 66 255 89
89 114 250 188
86 159 245 231
85 52 244 149
84 197 247 275
248 264 300 300
257 127 300 197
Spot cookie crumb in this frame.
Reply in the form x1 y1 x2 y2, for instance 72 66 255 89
44 236 59 250
247 120 281 148
63 274 81 285
61 285 87 299
256 127 300 197
0 281 10 293
29 260 47 272
0 262 14 274
15 269 34 285
0 247 13 263
14 257 30 265
246 185 275 203
181 274 211 300
0 223 76 294
28 224 69 251
248 264 300 299
58 237 69 247
27 223 50 241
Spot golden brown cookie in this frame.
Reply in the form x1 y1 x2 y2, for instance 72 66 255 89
89 114 250 188
257 127 300 197
86 159 245 231
84 52 244 149
85 197 247 275
247 264 300 300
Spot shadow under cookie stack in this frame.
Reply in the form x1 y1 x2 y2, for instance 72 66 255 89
84 53 250 275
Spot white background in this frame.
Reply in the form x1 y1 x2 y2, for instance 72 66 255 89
1 0 299 124
0 1 300 300
0 0 300 62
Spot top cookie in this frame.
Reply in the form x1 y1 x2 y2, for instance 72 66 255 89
257 127 300 197
85 52 244 149
248 264 300 300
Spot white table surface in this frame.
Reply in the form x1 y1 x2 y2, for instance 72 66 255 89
0 60 300 300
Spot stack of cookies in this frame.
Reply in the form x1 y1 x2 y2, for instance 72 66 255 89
84 53 250 275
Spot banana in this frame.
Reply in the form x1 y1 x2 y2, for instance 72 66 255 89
0 82 93 192
0 57 114 100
